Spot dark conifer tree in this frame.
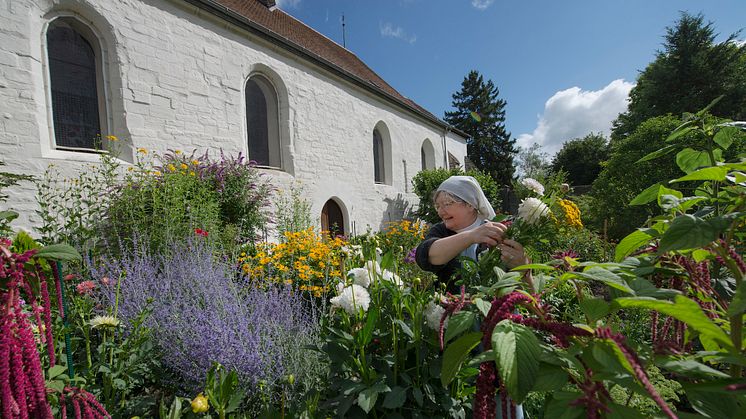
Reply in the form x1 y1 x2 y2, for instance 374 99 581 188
444 70 517 186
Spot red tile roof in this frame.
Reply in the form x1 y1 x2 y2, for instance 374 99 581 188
186 0 453 131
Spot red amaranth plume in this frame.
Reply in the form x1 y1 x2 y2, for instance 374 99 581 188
439 285 470 350
596 327 677 419
60 387 111 419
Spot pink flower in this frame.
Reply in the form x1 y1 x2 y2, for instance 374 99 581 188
195 228 209 237
64 274 77 282
75 281 96 296
100 276 112 286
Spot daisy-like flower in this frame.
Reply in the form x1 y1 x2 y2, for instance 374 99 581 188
330 284 370 315
424 301 447 330
76 280 96 296
89 315 120 329
517 197 550 225
347 267 371 288
520 178 545 196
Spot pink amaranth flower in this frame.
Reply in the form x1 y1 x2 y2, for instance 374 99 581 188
76 281 96 296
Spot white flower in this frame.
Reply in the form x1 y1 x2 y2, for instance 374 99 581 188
347 267 371 288
341 244 363 258
330 284 370 315
89 315 120 329
517 197 550 225
424 301 447 330
381 270 404 288
521 178 545 196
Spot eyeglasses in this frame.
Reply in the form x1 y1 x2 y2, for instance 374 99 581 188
434 200 460 211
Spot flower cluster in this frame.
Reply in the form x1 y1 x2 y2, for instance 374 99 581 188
239 228 345 295
505 178 584 249
91 240 323 394
330 284 371 315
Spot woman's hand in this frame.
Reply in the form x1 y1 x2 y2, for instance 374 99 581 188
498 239 530 269
469 221 507 247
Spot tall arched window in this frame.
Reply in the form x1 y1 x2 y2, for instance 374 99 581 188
373 129 385 183
421 138 435 171
246 75 280 168
47 17 106 151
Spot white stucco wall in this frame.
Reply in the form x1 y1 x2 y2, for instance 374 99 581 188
0 0 467 236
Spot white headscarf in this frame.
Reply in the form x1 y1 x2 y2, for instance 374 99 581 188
436 175 496 221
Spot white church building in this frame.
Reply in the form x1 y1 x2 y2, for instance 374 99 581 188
0 0 468 235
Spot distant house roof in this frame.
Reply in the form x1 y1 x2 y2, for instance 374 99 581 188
183 0 464 136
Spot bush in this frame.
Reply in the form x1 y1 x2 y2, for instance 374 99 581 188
103 149 271 255
412 167 500 224
91 239 326 408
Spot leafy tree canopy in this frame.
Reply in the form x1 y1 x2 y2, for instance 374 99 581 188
444 70 517 186
612 12 746 141
516 143 551 180
551 133 609 187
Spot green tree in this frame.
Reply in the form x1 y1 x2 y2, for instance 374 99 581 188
516 142 550 179
551 133 609 187
445 70 517 186
612 12 746 141
592 114 746 240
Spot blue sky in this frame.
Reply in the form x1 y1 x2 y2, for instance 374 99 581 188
277 0 745 156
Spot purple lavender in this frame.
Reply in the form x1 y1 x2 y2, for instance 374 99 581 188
90 240 322 395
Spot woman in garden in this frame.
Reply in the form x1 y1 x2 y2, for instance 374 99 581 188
415 175 529 292
415 175 527 419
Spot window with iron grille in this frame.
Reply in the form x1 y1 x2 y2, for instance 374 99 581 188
47 18 104 151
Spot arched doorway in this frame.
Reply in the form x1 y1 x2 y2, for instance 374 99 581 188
321 199 345 237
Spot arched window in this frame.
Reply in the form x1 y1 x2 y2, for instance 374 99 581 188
47 17 106 151
321 199 345 237
246 75 280 168
373 129 385 183
421 138 435 171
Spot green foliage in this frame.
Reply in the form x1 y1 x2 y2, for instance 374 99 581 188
444 70 517 186
205 363 245 419
516 142 551 179
412 167 500 224
551 133 609 187
612 12 746 141
319 251 471 417
0 160 33 236
273 181 315 240
439 102 746 417
35 153 120 249
103 149 270 255
591 115 698 240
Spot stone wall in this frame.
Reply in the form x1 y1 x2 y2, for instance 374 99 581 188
0 0 467 236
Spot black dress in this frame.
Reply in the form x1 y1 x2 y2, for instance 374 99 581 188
415 222 486 293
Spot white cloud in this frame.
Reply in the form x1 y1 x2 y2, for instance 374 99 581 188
517 79 634 156
380 22 417 44
275 0 301 9
471 0 494 10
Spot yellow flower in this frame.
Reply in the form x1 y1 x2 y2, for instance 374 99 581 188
137 147 148 154
174 149 182 155
127 167 134 172
191 393 209 413
191 159 200 166
189 171 196 176
105 135 118 142
152 170 161 176
558 199 583 228
167 164 176 172
180 163 189 170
